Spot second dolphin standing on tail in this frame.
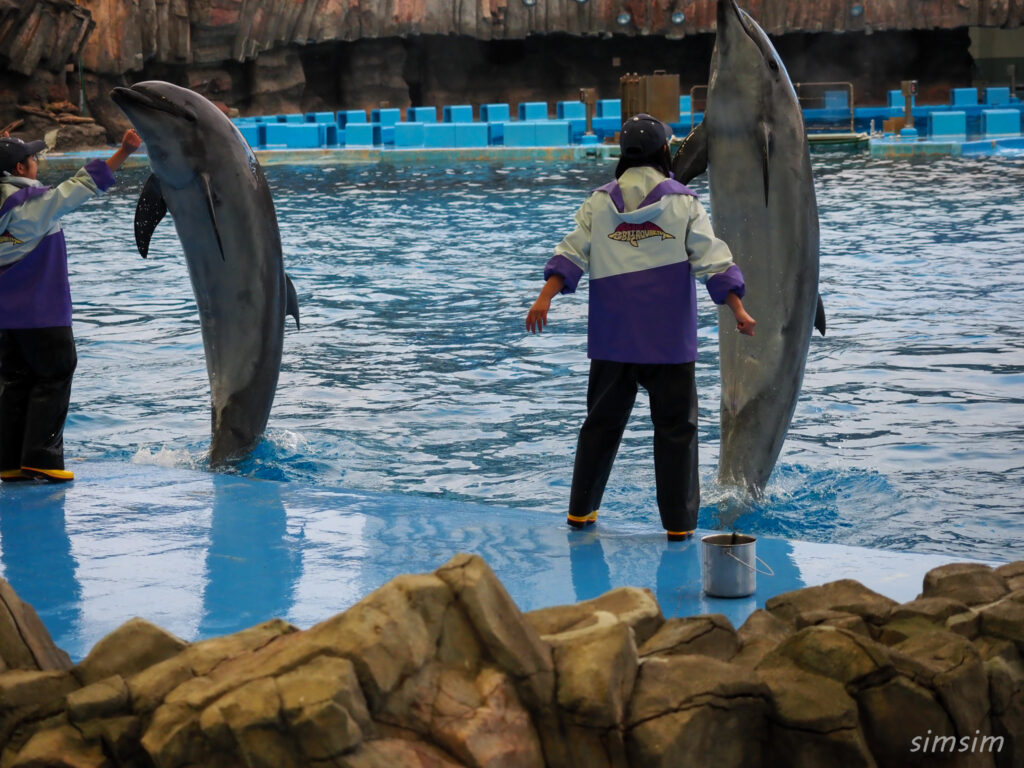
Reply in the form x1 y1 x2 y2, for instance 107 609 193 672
111 81 299 466
673 0 825 495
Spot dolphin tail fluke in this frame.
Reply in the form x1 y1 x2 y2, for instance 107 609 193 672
200 172 227 261
815 294 826 336
285 273 300 331
671 121 708 184
135 174 168 259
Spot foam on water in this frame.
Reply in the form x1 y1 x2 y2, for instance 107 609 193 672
53 153 1024 561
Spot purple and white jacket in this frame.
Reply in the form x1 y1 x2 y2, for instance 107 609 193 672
0 158 115 329
544 165 745 364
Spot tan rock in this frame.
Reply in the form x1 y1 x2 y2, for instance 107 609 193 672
766 579 898 626
638 613 739 661
0 579 72 672
66 675 129 723
199 677 299 768
876 616 945 645
757 626 892 689
549 615 638 727
894 630 991 738
76 716 143 765
73 618 187 686
732 609 795 667
986 656 1023 768
0 670 79 745
857 674 956 768
921 563 1009 606
946 609 981 639
436 554 554 710
305 573 453 710
626 655 770 768
995 561 1024 592
888 597 971 623
795 609 872 638
757 665 875 768
526 587 664 645
9 724 107 768
338 737 469 767
140 701 206 767
978 596 1024 648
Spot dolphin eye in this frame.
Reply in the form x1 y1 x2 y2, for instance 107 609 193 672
769 59 779 72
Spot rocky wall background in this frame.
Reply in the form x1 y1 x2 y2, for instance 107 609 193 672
0 0 1017 148
1 553 1022 767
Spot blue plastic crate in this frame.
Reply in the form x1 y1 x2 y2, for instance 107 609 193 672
928 111 967 138
503 121 536 147
345 123 374 146
534 120 570 146
679 95 692 114
487 121 507 145
454 122 487 147
556 101 586 119
984 87 1011 106
371 108 402 126
518 102 548 120
887 90 906 109
318 124 338 146
407 107 437 123
423 123 456 148
596 99 621 119
306 112 336 124
337 110 368 127
372 124 395 145
394 122 425 147
443 105 474 122
951 88 978 107
263 123 320 148
480 103 510 122
279 114 304 124
237 124 260 147
981 109 1021 137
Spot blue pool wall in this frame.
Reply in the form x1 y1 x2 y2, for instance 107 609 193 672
231 87 1024 150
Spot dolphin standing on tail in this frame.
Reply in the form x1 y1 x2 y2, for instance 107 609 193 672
111 81 299 466
673 0 825 495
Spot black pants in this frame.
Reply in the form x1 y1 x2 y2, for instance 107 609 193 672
568 360 699 532
0 327 77 472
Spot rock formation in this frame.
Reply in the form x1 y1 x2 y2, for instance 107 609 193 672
1 554 1022 767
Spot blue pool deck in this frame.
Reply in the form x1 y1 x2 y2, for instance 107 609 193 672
0 461 1000 662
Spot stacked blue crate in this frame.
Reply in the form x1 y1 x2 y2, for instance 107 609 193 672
394 122 425 147
951 88 978 107
423 123 456 148
593 99 621 140
504 121 571 147
236 124 260 148
345 123 374 147
443 105 474 122
306 112 336 124
984 87 1011 106
981 109 1021 137
408 107 437 123
518 102 548 121
481 103 511 145
263 123 320 148
556 101 586 142
454 122 488 147
370 108 401 145
278 114 305 124
928 111 967 139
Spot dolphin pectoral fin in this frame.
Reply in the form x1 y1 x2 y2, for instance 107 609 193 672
815 294 826 336
200 172 227 261
285 273 300 331
135 174 167 259
760 122 771 206
671 121 708 184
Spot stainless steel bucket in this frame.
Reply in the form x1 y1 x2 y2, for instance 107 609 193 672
701 533 774 598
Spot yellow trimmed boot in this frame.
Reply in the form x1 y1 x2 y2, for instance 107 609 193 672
22 467 75 483
666 530 694 542
567 510 599 530
1 469 31 483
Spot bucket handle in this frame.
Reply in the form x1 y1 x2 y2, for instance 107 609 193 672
724 549 775 577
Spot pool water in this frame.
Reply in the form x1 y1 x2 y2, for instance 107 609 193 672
57 153 1023 562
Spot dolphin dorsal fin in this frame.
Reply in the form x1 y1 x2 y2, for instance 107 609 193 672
815 294 826 336
135 174 167 259
760 121 771 207
200 172 226 262
285 273 300 331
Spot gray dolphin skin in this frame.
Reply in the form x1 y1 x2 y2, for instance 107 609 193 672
110 81 300 466
673 0 825 495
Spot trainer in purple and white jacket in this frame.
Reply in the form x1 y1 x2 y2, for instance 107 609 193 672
526 113 754 542
0 130 140 484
